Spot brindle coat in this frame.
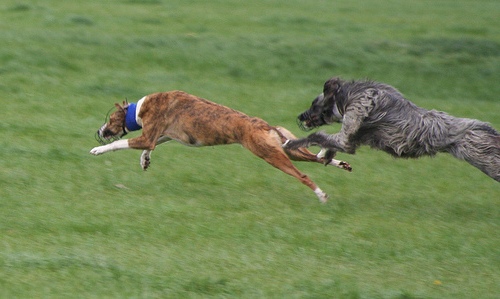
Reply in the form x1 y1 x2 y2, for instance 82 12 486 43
90 91 352 202
284 77 500 182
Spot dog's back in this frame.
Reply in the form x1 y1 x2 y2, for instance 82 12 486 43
337 81 498 159
143 91 272 147
91 89 356 202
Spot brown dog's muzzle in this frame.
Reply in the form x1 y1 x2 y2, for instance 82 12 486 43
95 125 125 145
94 106 129 145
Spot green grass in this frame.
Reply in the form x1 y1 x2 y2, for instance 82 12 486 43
1 0 499 298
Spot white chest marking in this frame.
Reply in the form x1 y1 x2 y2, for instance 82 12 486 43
135 96 146 127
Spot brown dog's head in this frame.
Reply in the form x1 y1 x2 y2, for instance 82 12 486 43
95 101 129 145
296 77 344 131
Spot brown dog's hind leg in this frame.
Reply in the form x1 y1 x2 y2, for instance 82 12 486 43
243 131 328 203
275 126 352 172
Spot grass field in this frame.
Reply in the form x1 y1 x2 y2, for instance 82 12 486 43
1 0 499 298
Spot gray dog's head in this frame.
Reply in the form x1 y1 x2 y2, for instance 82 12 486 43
297 77 344 131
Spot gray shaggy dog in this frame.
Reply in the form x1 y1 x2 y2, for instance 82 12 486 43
284 77 500 182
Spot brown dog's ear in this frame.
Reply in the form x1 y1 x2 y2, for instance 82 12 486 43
323 77 343 95
114 102 125 112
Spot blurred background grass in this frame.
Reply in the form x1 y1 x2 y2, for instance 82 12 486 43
1 0 499 298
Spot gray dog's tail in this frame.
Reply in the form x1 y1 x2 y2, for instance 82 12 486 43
449 124 500 182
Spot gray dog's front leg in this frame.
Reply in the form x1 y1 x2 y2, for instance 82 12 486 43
283 129 355 156
282 131 338 149
308 132 349 153
310 98 373 154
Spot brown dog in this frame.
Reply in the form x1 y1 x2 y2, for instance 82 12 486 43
90 91 352 202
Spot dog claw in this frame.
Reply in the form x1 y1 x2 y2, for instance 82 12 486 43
325 159 352 172
142 159 150 171
315 188 328 203
140 152 151 171
90 147 104 155
340 162 352 172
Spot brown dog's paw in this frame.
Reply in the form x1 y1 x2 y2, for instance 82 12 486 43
142 158 150 171
340 161 352 172
140 151 151 171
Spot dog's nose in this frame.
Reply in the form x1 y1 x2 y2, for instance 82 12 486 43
103 128 114 138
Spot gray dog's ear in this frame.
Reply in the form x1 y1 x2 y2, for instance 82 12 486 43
323 77 342 95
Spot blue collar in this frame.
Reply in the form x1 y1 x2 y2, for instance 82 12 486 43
125 103 142 131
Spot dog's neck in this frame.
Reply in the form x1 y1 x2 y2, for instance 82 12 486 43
334 86 349 116
332 103 343 119
125 97 146 131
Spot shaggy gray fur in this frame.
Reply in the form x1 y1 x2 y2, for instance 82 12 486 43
285 77 500 182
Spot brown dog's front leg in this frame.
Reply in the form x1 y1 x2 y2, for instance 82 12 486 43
128 135 157 150
90 139 130 155
139 136 172 171
90 134 158 156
